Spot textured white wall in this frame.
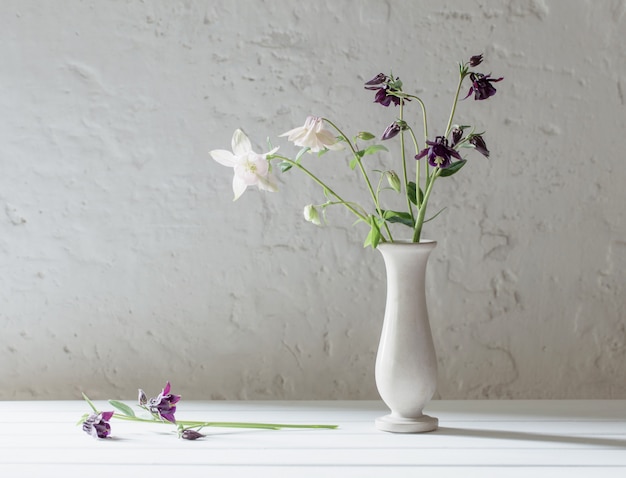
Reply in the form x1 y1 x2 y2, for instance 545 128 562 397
1 0 625 400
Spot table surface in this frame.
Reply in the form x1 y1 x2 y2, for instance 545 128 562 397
1 400 625 477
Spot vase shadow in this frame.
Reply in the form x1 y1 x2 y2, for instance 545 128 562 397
435 426 626 449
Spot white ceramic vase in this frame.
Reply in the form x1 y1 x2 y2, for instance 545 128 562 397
374 241 438 433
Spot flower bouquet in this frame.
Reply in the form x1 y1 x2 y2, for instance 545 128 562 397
211 54 502 247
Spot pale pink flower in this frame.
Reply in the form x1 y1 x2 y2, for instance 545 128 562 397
280 116 343 153
210 129 279 200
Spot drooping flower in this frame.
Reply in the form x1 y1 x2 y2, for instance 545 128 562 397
469 133 489 157
210 129 279 200
279 116 343 153
147 381 181 423
464 72 504 100
82 411 114 439
303 204 321 226
415 136 463 169
364 74 405 107
468 54 484 67
381 122 402 141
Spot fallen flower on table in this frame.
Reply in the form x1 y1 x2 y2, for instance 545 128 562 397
79 381 338 440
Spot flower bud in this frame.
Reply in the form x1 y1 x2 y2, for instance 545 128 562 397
181 429 205 440
469 134 489 157
386 171 401 192
469 54 483 67
450 126 464 146
381 122 401 141
138 389 148 406
303 205 321 226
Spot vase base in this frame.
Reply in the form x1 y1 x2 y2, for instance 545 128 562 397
375 413 438 433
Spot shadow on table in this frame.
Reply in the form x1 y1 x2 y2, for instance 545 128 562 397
435 426 626 449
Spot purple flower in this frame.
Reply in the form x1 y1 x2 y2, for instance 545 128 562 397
147 381 181 423
381 122 402 140
450 126 464 147
469 134 489 157
181 429 205 440
82 411 114 439
415 136 462 169
469 54 483 67
364 73 403 107
464 72 504 100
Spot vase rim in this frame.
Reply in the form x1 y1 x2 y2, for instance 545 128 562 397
378 239 436 246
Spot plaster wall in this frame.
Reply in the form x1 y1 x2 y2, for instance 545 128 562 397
1 0 625 400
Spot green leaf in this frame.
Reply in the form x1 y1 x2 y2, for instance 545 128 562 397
382 210 415 228
363 217 381 249
439 160 467 177
361 144 388 156
279 161 293 173
407 182 424 206
356 131 376 141
109 400 136 417
407 182 417 205
423 207 448 223
349 157 358 170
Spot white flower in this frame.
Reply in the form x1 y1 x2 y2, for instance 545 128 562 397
210 129 279 200
280 116 343 153
303 204 321 226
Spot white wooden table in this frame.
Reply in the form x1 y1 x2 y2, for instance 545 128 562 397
1 400 625 477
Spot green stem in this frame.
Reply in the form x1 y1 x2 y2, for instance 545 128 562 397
444 72 465 138
274 155 368 224
112 414 337 430
399 101 414 223
412 168 442 242
323 118 393 242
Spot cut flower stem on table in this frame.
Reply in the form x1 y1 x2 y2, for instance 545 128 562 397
80 382 337 440
211 54 502 247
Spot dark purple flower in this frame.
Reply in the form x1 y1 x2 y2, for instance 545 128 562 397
469 134 489 157
450 126 464 147
464 72 504 100
82 411 114 439
381 122 402 140
147 381 181 423
364 74 404 107
469 54 483 67
415 136 463 169
181 429 205 440
372 86 401 107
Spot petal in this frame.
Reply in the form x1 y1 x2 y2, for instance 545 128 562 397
279 126 304 138
232 129 252 156
210 149 237 167
415 148 428 160
162 382 171 395
257 172 278 192
232 175 248 201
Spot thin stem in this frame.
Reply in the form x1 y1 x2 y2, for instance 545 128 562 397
323 118 393 241
111 414 337 430
444 72 466 138
274 155 368 224
412 168 442 242
399 100 414 222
